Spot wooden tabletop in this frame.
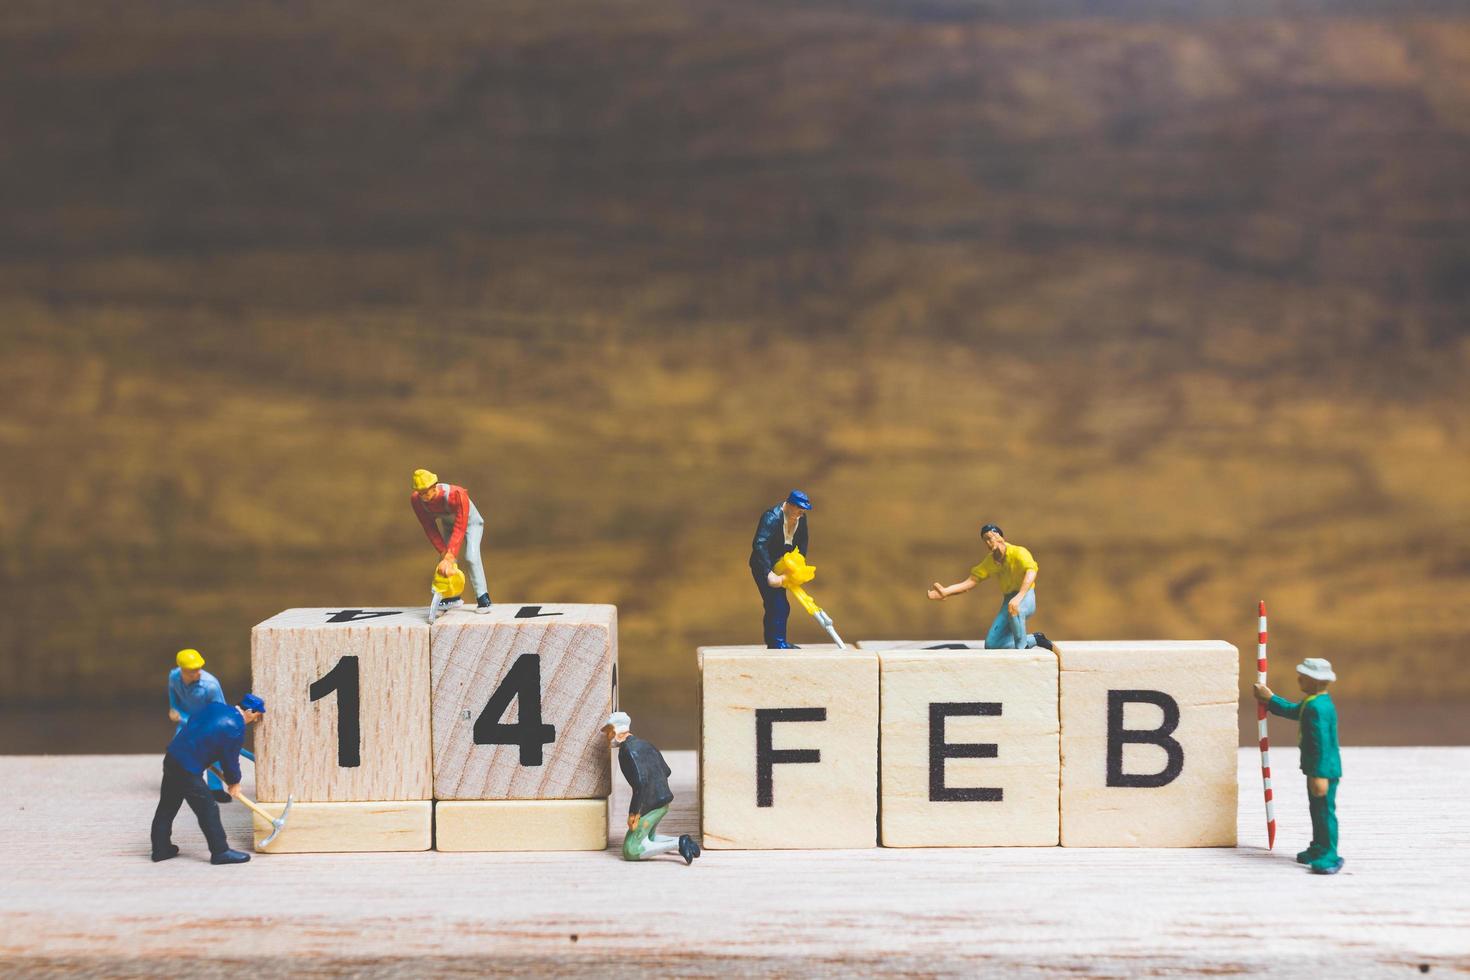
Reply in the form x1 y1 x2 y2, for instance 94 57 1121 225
1 748 1465 976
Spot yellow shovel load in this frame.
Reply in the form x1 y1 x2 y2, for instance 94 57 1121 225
772 548 845 649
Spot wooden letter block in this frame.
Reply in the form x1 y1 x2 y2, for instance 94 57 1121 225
1058 640 1238 847
858 640 986 651
252 800 431 853
252 608 432 803
879 648 1058 847
699 645 878 849
431 603 617 800
435 799 608 851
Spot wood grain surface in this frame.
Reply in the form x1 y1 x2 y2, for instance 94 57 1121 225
879 648 1059 847
0 749 1466 976
699 645 879 849
251 800 432 853
431 603 617 800
1059 640 1239 846
251 608 433 803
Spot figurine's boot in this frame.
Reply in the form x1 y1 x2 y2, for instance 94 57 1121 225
151 843 180 863
1295 845 1324 865
210 849 251 865
475 593 492 613
677 834 701 865
1308 855 1344 875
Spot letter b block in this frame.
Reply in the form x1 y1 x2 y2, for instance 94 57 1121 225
699 646 878 849
1058 641 1238 846
880 649 1059 846
251 608 432 803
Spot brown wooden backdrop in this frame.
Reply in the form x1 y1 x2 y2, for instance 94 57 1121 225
2 0 1467 751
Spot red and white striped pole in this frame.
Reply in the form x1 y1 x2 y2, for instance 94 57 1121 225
1257 599 1277 849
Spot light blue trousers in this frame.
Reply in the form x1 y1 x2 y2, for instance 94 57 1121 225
435 503 488 599
986 590 1037 649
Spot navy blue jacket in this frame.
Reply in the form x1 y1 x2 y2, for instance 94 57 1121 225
166 701 245 784
750 505 808 575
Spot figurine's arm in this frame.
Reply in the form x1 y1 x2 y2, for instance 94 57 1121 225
203 674 225 706
411 495 449 553
928 576 979 601
218 735 244 789
750 512 778 575
1008 568 1038 615
167 676 185 722
1265 693 1302 720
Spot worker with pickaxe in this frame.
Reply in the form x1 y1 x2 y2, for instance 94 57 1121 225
749 490 814 648
150 693 265 865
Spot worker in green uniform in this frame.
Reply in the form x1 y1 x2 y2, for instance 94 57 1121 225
1253 657 1343 875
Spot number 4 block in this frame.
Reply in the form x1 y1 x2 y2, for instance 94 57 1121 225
431 604 617 800
251 608 433 803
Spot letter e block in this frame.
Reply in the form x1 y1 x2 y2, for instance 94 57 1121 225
1059 640 1237 847
880 648 1058 847
432 603 617 800
699 645 878 849
251 608 432 803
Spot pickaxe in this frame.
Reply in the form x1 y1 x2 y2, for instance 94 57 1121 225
212 766 293 848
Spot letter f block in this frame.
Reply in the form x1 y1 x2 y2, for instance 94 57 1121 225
698 646 878 849
1058 641 1238 846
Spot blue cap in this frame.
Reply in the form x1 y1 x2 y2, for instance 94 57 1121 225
239 693 266 714
786 490 812 510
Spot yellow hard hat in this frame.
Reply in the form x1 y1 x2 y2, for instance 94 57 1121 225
433 564 466 599
176 648 205 670
412 468 438 491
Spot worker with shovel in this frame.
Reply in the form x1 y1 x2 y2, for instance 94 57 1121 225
150 694 265 865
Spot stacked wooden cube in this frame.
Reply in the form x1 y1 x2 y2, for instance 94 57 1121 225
699 639 1237 849
250 604 617 852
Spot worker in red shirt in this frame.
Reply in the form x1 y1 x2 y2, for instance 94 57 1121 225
411 469 491 611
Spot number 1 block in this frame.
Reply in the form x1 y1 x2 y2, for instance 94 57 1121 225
251 608 432 803
431 603 617 800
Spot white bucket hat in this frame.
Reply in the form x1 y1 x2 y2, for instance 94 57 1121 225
1296 658 1336 682
604 711 631 734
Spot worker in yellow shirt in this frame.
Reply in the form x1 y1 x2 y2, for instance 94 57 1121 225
927 524 1053 650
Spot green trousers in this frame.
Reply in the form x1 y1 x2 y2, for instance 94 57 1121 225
1307 777 1339 863
621 805 678 861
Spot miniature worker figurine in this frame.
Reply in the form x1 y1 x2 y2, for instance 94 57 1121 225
603 711 700 865
750 489 812 648
151 694 265 865
927 524 1052 650
410 468 491 612
1254 658 1344 874
167 648 253 802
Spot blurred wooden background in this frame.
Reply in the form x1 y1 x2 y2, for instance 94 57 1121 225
1 0 1467 751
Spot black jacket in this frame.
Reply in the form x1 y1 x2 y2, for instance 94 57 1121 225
749 504 808 574
618 736 674 816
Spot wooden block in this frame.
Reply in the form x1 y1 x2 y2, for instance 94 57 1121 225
1058 640 1238 847
858 640 986 651
879 648 1058 847
251 608 432 803
253 800 432 853
698 645 878 849
435 799 608 851
431 603 617 800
